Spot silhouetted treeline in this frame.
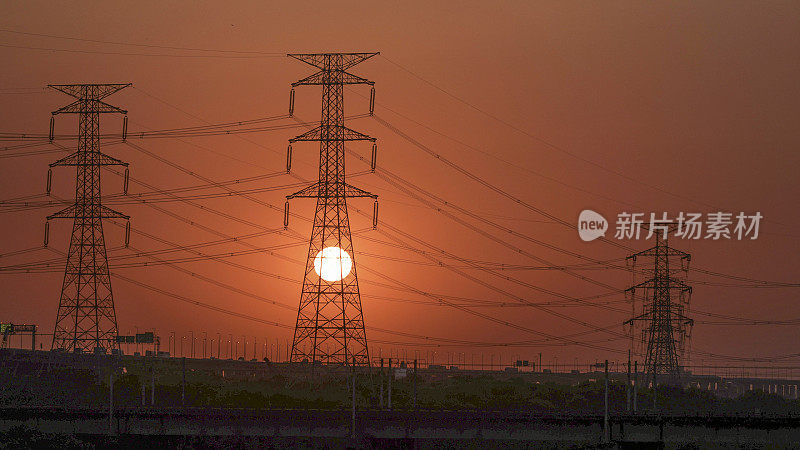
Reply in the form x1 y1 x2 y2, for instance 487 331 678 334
1 366 797 416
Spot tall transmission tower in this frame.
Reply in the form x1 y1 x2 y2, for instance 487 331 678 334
45 83 131 354
625 222 693 384
284 53 379 366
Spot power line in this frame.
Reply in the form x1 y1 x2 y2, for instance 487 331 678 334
280 117 635 338
372 114 634 253
0 42 282 59
95 143 631 349
0 115 345 141
348 86 642 211
0 28 286 55
378 55 742 217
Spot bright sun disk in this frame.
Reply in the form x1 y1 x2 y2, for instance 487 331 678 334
313 246 352 282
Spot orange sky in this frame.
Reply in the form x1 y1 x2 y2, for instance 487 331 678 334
0 1 798 368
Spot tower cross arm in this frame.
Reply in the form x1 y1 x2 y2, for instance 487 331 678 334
290 125 375 143
48 83 131 100
286 182 322 199
343 182 377 199
624 311 650 325
47 204 129 220
626 245 691 262
50 151 129 167
286 182 377 199
52 99 128 115
292 70 374 86
626 277 692 292
287 52 379 70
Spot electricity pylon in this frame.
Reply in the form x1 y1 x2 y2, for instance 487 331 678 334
285 53 378 366
625 221 693 384
46 83 131 354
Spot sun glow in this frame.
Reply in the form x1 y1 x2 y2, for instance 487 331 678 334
313 246 352 282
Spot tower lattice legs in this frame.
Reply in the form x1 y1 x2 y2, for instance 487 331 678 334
47 83 130 354
625 221 693 384
285 53 379 366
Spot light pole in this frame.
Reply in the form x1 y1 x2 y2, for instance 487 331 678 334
181 336 185 358
190 331 194 358
604 360 609 444
170 332 175 357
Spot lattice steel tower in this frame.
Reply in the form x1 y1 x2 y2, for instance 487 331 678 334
285 53 379 366
625 222 693 383
46 84 131 354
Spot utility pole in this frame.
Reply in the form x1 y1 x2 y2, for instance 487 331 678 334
603 359 609 444
108 371 114 435
413 359 418 410
379 358 384 409
653 370 658 412
388 357 392 410
46 83 131 354
633 360 638 414
627 350 631 412
624 221 693 386
181 357 186 407
151 366 155 406
285 52 379 366
351 357 356 438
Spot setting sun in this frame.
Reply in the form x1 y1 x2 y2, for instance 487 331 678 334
313 246 352 282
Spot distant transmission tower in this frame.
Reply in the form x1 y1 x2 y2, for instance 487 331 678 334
284 53 379 366
625 221 693 384
45 84 131 354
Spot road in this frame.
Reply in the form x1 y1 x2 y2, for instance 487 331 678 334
0 406 798 446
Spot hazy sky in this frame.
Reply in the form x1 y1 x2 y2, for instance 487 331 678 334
1 1 798 368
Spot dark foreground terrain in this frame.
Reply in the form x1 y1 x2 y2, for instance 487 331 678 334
1 350 798 448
